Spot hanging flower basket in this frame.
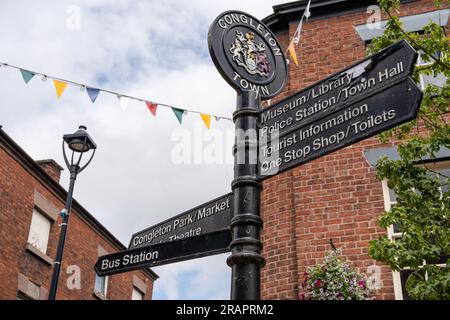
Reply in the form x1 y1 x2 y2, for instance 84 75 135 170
300 249 370 300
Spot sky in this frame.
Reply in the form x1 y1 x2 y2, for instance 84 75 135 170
0 0 285 299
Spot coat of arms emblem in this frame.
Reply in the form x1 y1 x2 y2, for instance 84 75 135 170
230 31 271 78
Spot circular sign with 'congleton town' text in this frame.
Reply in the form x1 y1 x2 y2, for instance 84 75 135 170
208 10 288 100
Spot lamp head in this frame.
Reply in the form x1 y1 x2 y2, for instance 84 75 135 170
63 125 97 153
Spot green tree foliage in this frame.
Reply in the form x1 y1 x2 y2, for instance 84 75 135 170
368 0 450 300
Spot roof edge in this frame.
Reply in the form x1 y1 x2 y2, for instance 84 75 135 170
263 0 417 33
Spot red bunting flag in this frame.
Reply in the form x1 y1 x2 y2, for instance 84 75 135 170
145 102 158 116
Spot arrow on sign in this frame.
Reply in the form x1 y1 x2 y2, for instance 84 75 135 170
258 40 423 180
259 40 418 141
258 77 423 179
129 193 233 250
95 230 231 277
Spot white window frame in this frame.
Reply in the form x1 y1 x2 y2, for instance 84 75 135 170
27 208 52 254
381 179 405 300
416 51 447 90
381 160 450 300
94 274 109 298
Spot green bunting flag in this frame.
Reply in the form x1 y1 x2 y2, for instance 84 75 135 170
172 108 184 124
20 70 35 84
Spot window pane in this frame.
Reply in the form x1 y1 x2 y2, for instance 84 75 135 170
388 188 397 202
426 254 450 265
392 223 402 234
94 275 107 296
400 270 414 300
131 287 144 300
422 73 447 88
417 51 442 65
438 168 450 194
417 51 447 89
28 209 51 253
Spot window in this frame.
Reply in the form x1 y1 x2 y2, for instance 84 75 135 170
357 10 448 92
416 51 447 90
354 9 450 41
94 274 108 298
17 273 43 300
131 287 144 300
381 162 450 300
27 208 51 254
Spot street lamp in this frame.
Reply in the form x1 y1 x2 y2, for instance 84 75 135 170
48 125 97 300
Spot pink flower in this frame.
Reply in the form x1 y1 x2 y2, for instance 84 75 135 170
302 272 309 287
314 279 322 287
358 280 366 289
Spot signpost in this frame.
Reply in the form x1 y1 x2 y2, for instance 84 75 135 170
129 193 233 250
208 10 288 300
96 230 231 277
94 10 423 301
258 40 422 179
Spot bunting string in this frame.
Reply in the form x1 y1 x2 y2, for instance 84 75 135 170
2 4 312 126
0 62 232 128
285 0 312 66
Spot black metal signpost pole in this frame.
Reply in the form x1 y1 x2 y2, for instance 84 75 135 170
227 91 264 300
208 10 288 300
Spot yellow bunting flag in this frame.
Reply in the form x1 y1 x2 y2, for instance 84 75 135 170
288 43 298 66
53 80 68 99
200 113 211 129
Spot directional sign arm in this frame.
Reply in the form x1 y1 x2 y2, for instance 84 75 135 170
258 78 423 179
129 193 233 250
95 230 231 277
259 40 418 139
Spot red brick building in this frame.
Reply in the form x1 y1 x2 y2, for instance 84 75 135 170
260 0 449 300
0 126 158 300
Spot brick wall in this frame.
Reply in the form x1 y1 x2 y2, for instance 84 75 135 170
0 134 156 300
260 0 446 300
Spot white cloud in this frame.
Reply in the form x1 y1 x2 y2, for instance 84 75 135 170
0 0 280 299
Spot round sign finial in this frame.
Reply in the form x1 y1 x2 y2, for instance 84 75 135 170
208 10 288 100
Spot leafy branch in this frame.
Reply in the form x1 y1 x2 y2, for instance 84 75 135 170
368 0 450 300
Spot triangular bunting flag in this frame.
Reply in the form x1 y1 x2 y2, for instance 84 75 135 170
172 108 184 124
53 80 68 98
200 113 211 129
20 70 35 84
118 95 129 112
288 43 299 66
292 18 304 45
145 102 158 116
86 87 100 103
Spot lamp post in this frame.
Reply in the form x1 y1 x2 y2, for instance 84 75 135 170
48 125 97 300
